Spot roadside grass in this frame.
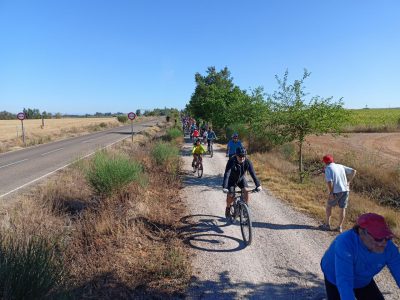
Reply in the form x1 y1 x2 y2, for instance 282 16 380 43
0 234 66 299
251 146 400 239
0 124 190 298
86 151 144 196
166 127 183 141
151 141 180 176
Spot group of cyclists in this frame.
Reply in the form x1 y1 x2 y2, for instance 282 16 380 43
183 116 399 300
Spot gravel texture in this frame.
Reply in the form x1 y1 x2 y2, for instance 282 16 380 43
181 139 399 300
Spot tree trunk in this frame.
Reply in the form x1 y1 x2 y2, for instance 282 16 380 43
299 139 304 183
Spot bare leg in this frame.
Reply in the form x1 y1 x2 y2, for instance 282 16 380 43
338 208 346 228
244 190 249 204
325 205 333 227
226 194 234 208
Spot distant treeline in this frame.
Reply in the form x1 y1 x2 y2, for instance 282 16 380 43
0 107 179 120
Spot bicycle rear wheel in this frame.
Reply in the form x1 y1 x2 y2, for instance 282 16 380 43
239 202 252 245
210 145 213 157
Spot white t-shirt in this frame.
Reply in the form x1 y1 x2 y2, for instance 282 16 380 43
325 163 354 193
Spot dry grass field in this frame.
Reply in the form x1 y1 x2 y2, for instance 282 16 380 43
0 117 123 153
250 132 400 240
0 125 190 298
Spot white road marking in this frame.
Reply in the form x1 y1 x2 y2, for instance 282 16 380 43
0 159 29 169
82 138 97 143
0 135 130 198
41 148 64 156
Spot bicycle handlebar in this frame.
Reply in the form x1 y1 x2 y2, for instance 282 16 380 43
223 188 259 194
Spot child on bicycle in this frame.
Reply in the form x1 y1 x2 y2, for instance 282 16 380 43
222 147 262 218
192 138 206 172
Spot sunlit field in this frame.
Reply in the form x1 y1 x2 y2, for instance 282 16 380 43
0 117 122 152
345 108 400 132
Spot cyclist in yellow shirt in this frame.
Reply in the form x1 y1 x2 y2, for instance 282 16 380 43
192 138 206 172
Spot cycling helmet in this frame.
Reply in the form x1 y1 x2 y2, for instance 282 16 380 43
195 138 201 144
235 146 247 156
232 133 239 138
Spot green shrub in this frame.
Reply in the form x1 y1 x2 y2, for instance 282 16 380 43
117 115 128 123
99 122 107 128
86 151 143 196
0 235 65 299
166 128 182 140
151 142 179 166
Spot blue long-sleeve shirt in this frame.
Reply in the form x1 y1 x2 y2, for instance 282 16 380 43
227 140 243 156
321 229 400 300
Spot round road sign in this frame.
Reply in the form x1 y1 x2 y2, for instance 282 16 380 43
127 112 136 120
17 112 25 120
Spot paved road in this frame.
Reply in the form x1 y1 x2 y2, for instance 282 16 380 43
0 118 161 199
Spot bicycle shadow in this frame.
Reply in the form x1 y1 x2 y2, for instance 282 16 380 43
179 214 247 252
251 222 320 231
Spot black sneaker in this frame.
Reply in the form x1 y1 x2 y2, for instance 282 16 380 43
225 207 231 218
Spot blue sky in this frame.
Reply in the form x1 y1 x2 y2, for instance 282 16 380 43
1 0 399 114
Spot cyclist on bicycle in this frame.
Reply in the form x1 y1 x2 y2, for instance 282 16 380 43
192 128 200 140
222 147 262 218
206 127 217 152
192 138 206 172
226 133 243 158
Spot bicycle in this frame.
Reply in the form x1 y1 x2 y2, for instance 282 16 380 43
192 155 203 178
224 188 259 245
207 140 214 157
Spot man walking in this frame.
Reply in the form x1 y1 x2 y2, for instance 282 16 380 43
320 154 357 232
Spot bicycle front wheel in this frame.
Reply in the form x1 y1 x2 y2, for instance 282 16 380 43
197 164 203 178
239 202 252 245
210 145 213 158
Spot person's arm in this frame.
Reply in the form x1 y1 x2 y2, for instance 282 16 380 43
335 235 356 300
325 167 334 196
192 147 196 155
222 160 233 188
347 168 357 185
226 141 231 155
247 160 261 187
386 241 400 288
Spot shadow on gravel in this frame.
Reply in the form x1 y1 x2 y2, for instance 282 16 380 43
188 268 326 300
183 174 222 190
180 214 247 252
251 222 320 231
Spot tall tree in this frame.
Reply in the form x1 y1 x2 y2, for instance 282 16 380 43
268 70 349 182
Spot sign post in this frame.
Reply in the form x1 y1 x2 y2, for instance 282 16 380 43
127 112 137 142
17 112 26 145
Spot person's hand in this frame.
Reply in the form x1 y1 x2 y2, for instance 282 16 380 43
223 188 229 193
256 186 262 192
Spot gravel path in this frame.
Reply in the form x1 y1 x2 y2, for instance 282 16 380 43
180 139 399 299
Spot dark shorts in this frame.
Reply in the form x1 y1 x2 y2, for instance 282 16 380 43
228 178 249 191
328 191 349 208
324 276 383 300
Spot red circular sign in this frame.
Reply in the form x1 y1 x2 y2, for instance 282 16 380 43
127 112 136 120
17 112 25 120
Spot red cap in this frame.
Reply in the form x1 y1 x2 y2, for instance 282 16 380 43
357 213 394 239
322 154 334 164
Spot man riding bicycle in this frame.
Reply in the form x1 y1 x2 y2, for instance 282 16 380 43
222 147 262 218
226 133 243 158
206 127 217 152
192 138 206 172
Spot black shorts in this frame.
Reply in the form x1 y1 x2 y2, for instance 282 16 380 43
228 178 249 191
